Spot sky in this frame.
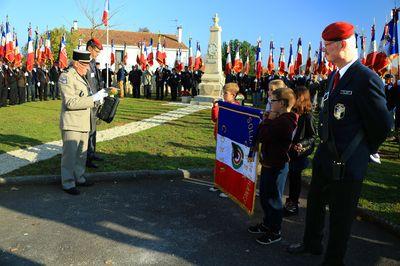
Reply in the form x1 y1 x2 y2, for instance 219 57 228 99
0 0 398 61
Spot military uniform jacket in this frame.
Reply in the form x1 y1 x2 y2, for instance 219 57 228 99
59 67 95 132
317 60 392 180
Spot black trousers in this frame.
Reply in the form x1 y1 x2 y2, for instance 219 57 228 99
49 83 57 100
144 85 151 99
303 158 363 265
18 86 26 104
9 86 18 105
287 168 302 203
132 83 140 98
87 130 96 161
0 86 8 106
170 86 178 101
156 82 164 100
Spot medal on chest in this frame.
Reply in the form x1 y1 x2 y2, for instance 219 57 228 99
333 103 346 120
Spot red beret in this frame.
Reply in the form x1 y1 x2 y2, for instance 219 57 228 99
88 38 103 50
322 22 355 41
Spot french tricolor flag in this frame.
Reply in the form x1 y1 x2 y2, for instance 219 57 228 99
45 31 53 62
194 42 202 70
102 0 109 26
225 42 232 75
26 26 35 71
14 34 22 67
366 24 377 68
58 34 68 70
287 40 295 78
110 39 115 66
255 40 262 79
0 25 5 59
214 101 263 214
188 38 194 69
278 47 286 75
5 20 14 63
147 38 154 66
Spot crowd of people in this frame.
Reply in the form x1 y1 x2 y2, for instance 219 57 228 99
212 21 397 266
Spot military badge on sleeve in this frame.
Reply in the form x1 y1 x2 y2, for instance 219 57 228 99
334 103 345 120
59 75 68 84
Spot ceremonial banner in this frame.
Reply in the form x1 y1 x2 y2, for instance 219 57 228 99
214 102 263 215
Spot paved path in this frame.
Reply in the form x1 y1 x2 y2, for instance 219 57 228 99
0 105 208 176
0 175 399 265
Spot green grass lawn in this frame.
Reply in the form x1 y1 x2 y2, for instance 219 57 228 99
0 98 180 154
1 99 399 226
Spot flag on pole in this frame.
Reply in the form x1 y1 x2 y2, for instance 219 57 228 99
305 42 312 76
317 41 327 74
214 101 263 215
243 50 250 75
194 42 202 70
225 42 232 75
37 37 46 66
311 50 319 75
366 23 378 68
34 27 39 59
188 38 194 69
288 40 295 78
44 31 53 63
58 34 68 70
123 42 128 65
26 25 35 71
147 38 153 66
0 24 5 59
267 40 275 74
110 39 115 66
174 47 183 72
360 34 367 65
102 0 109 26
294 37 303 75
5 19 14 63
233 44 243 73
156 35 164 65
162 37 167 65
373 9 399 75
13 34 22 67
278 47 286 75
255 40 262 79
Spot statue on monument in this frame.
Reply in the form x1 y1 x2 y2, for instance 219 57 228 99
192 14 225 105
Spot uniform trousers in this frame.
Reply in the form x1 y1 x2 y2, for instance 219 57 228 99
156 82 164 100
18 86 26 104
9 85 18 105
303 157 363 265
61 130 89 189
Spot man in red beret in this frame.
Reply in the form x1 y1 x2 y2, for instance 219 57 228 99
288 22 393 265
86 38 104 169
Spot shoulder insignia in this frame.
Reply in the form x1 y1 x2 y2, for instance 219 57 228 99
59 75 68 84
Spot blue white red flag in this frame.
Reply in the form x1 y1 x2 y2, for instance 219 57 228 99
305 42 312 76
26 26 35 71
278 47 285 75
294 37 302 75
13 34 22 67
147 38 153 66
366 23 377 68
214 101 263 215
156 36 164 66
225 42 232 75
102 0 109 26
267 40 275 74
188 38 194 69
255 40 262 79
0 24 5 59
44 31 53 62
287 40 295 77
5 19 14 63
110 39 115 66
243 50 250 75
194 42 202 70
58 34 68 70
233 44 243 73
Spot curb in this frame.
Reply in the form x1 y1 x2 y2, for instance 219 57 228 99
1 168 398 238
301 179 400 239
0 168 213 186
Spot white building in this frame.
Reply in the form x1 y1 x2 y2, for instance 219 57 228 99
75 26 189 71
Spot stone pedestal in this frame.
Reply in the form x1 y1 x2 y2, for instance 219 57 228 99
191 14 225 105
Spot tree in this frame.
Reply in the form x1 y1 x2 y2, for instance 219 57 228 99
138 27 150 32
222 39 257 75
49 27 80 65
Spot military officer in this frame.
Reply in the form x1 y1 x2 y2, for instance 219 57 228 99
86 38 104 168
59 50 108 195
287 22 393 265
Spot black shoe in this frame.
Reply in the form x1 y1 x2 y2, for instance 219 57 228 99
63 187 80 195
76 180 95 187
283 201 299 217
92 155 104 161
287 242 323 255
248 223 270 234
256 231 282 245
86 161 98 168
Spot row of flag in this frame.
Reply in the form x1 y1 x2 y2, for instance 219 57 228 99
0 17 68 71
224 8 400 78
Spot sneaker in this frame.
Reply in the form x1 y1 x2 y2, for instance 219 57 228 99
283 201 299 217
248 223 270 234
219 192 228 198
256 231 282 245
209 187 218 192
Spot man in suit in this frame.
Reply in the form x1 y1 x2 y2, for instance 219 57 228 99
155 66 164 100
128 64 142 98
59 50 108 195
49 61 61 100
0 60 7 107
287 22 393 265
86 38 104 168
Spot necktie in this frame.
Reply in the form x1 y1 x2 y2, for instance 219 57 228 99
332 71 340 91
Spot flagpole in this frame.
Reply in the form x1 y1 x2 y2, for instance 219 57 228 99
106 23 109 89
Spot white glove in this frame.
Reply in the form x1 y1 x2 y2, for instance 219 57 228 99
26 83 28 86
37 82 40 87
92 89 108 102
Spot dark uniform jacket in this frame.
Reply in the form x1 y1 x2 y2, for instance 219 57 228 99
316 60 392 180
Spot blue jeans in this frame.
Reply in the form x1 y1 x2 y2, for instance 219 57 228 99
259 163 289 233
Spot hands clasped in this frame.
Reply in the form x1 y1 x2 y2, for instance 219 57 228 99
92 89 108 104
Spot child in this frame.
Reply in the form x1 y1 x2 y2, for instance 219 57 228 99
210 83 240 197
248 87 298 245
265 79 286 112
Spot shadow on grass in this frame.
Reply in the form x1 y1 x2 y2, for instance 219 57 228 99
0 249 43 265
0 134 44 154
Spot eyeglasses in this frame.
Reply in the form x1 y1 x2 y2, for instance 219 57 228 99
270 99 281 103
